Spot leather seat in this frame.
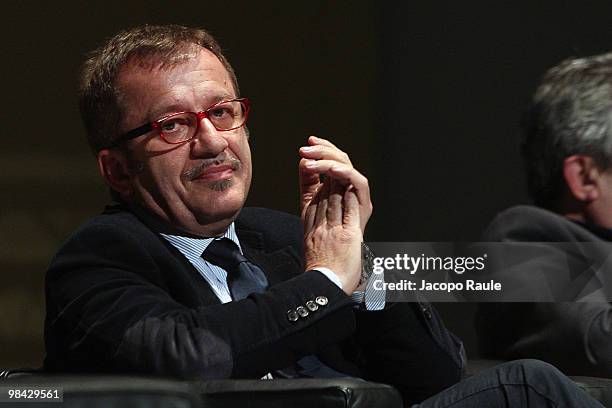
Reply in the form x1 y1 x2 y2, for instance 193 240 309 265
0 372 402 408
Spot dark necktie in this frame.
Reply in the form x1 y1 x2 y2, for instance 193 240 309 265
202 238 268 300
202 237 349 378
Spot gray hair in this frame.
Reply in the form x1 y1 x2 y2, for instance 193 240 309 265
521 52 612 208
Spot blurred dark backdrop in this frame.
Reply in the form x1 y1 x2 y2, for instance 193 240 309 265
2 0 612 368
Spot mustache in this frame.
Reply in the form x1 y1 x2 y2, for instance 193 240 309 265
182 153 242 181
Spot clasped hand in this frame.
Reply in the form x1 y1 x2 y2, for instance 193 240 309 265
299 136 373 295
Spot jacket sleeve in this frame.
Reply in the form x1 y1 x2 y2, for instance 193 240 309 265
44 222 356 379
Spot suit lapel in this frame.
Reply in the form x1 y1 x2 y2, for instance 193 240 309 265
127 202 302 297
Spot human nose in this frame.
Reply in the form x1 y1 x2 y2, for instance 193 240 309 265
191 114 228 157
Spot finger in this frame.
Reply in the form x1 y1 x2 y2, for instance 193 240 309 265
300 158 320 232
302 160 370 205
327 179 343 227
305 160 372 234
299 159 321 194
301 159 351 176
300 160 352 183
303 193 317 233
308 135 338 149
313 180 330 228
299 158 321 213
343 187 360 229
299 144 352 165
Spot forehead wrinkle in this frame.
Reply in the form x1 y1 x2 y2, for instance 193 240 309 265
145 88 193 120
117 49 236 129
146 89 235 121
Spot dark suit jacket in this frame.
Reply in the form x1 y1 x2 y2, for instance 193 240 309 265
45 205 464 403
476 205 612 377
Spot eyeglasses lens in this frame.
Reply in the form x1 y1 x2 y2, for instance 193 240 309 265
159 100 247 143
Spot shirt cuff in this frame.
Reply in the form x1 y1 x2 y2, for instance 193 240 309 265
358 272 386 310
313 268 386 310
313 267 343 289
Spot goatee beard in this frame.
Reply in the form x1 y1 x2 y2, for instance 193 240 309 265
210 179 232 191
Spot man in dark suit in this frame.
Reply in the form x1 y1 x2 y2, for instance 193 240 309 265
44 24 603 406
476 52 612 378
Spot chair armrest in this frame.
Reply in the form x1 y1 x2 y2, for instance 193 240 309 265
1 373 402 408
194 378 403 408
0 375 202 407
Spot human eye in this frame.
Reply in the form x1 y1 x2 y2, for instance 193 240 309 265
160 114 193 133
209 105 234 119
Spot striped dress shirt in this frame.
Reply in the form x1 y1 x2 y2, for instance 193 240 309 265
160 222 385 308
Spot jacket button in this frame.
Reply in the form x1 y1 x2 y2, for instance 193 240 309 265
296 306 309 318
306 300 318 312
287 309 299 322
315 296 328 306
421 306 432 319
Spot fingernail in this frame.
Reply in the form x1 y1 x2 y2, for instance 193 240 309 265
304 160 315 168
301 146 314 152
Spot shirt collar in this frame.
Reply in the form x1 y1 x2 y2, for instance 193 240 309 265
160 222 243 262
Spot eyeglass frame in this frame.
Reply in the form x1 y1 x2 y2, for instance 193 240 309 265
110 97 250 147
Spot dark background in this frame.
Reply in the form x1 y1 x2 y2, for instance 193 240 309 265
2 0 612 368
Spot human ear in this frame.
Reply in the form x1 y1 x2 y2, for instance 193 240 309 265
97 149 134 199
563 155 602 202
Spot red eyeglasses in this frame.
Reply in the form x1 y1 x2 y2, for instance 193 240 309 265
112 98 250 146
